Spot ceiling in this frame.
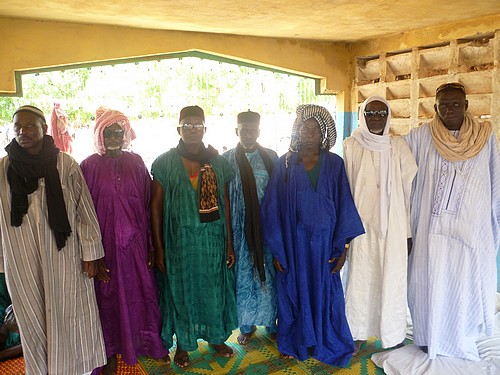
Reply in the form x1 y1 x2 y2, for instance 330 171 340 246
0 1 499 42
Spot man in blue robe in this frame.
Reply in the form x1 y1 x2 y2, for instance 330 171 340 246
261 104 364 366
223 110 278 345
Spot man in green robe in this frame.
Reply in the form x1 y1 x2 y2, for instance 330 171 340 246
151 106 237 368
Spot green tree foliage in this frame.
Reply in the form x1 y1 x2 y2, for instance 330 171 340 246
0 57 334 126
0 57 341 163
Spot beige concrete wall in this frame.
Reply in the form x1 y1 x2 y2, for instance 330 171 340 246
2 15 499 132
0 17 350 113
349 14 500 138
350 14 500 59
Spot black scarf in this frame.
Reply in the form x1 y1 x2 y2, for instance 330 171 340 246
6 136 72 250
176 139 220 223
235 143 274 283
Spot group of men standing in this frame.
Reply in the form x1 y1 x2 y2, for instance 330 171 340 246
0 81 497 375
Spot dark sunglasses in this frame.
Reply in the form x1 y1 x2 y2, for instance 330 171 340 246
364 110 389 118
103 128 125 138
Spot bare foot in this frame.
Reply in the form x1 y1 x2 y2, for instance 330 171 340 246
353 340 365 356
209 343 234 357
103 355 117 375
280 352 294 359
237 332 253 345
156 353 171 365
174 348 190 368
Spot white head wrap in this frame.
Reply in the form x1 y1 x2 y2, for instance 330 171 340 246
352 96 392 235
353 95 392 148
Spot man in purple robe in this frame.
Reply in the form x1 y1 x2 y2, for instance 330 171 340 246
261 104 364 367
81 107 169 374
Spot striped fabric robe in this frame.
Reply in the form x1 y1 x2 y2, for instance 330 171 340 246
405 125 500 361
0 153 106 375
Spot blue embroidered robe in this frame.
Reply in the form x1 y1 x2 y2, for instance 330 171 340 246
261 151 364 366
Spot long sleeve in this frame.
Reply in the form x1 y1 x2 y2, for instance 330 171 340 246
0 230 4 273
71 163 104 261
397 137 418 237
261 157 287 269
489 134 500 249
331 158 365 254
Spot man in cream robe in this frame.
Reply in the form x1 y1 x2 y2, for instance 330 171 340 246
344 96 417 352
0 105 106 375
405 83 499 360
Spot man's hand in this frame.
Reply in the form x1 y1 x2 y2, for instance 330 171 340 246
329 250 347 273
83 258 110 282
151 178 165 273
3 307 17 333
407 238 413 257
273 257 285 273
155 249 166 273
224 183 235 270
226 245 235 269
148 251 155 270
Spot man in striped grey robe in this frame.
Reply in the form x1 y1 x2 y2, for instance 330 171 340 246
0 105 106 374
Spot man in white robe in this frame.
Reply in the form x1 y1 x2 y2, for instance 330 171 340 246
405 83 500 361
344 96 417 354
0 105 106 375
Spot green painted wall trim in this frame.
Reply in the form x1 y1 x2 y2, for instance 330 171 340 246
3 51 334 98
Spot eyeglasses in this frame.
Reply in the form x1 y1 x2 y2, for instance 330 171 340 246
103 128 125 138
179 123 205 130
364 110 389 118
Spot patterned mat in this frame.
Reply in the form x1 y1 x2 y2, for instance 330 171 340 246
0 328 408 374
0 357 25 375
0 355 147 375
140 328 406 374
